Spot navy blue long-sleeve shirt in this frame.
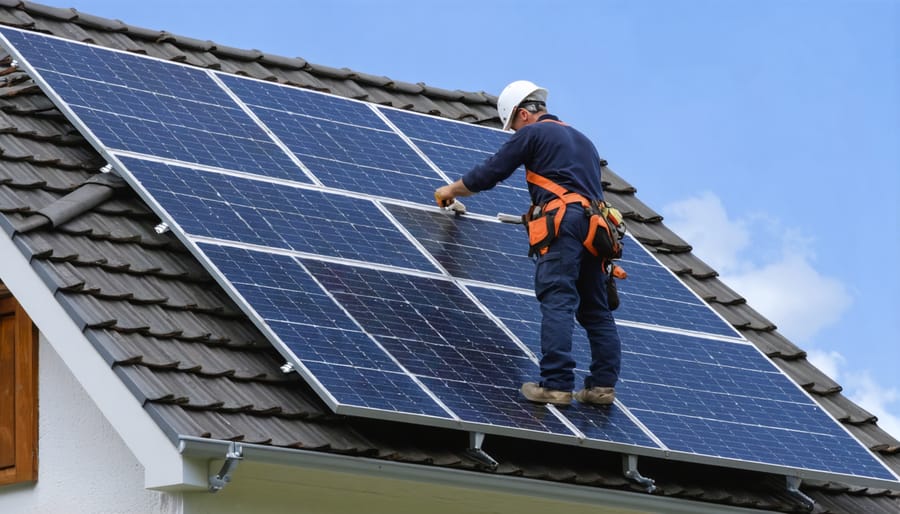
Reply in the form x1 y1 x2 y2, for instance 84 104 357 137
461 114 605 206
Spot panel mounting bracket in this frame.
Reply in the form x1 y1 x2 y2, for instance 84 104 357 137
208 441 243 493
622 454 656 493
466 432 499 470
154 222 169 234
786 476 815 511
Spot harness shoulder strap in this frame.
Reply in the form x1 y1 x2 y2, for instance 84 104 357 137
525 170 569 199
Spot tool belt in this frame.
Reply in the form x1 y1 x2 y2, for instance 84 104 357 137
524 170 626 261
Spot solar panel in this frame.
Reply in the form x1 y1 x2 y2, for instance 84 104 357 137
3 26 896 488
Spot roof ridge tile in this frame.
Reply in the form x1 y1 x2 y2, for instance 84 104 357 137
20 1 76 21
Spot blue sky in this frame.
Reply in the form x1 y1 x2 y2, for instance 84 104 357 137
60 0 899 437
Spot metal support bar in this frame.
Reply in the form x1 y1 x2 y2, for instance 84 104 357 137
622 454 656 493
497 212 525 224
466 432 499 470
786 476 815 511
208 441 243 492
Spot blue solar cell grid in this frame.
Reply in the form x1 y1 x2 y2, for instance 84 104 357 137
302 259 575 435
221 74 386 128
198 242 451 418
381 107 511 153
386 204 533 289
122 156 438 271
3 27 896 485
1 28 231 103
0 29 307 181
381 108 532 217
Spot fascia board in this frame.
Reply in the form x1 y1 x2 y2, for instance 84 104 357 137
0 230 206 490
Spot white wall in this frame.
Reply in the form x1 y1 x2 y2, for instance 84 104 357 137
0 335 182 514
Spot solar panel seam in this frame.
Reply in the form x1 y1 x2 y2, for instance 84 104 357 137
208 72 323 186
291 256 462 422
454 282 669 445
368 103 455 185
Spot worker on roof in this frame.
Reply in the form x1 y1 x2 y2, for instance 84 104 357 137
435 80 622 407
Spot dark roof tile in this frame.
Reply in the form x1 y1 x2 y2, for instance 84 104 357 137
710 302 777 331
20 2 76 21
680 275 745 304
772 357 843 394
744 330 806 359
70 9 127 32
0 5 35 29
655 250 718 278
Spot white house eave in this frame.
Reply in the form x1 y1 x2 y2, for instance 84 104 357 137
178 436 780 514
0 229 206 490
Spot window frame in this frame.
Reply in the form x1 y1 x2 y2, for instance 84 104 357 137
0 288 38 486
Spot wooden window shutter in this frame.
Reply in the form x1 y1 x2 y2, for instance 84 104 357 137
0 293 38 486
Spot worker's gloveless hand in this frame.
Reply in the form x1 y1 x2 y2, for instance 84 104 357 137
434 179 472 208
434 185 456 208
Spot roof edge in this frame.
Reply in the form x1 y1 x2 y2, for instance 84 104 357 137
178 436 774 514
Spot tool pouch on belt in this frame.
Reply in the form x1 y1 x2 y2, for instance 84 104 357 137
583 200 625 260
526 205 556 257
605 262 627 310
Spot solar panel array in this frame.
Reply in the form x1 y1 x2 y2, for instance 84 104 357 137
3 27 896 488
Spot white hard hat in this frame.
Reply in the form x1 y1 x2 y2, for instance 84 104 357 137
497 80 548 131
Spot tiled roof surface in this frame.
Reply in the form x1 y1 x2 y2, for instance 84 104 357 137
0 2 898 513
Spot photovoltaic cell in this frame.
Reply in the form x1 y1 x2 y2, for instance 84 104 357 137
122 156 438 271
387 204 532 289
248 107 431 175
636 410 894 479
221 74 387 128
4 26 896 486
303 361 452 418
296 155 446 204
560 403 659 447
2 28 232 104
198 242 449 417
381 107 511 153
302 259 579 435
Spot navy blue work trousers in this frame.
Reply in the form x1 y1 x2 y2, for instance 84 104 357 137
533 204 621 391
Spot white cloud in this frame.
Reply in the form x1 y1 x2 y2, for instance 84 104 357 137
665 193 900 441
662 191 852 344
809 350 900 440
806 349 845 383
660 191 749 273
844 371 900 441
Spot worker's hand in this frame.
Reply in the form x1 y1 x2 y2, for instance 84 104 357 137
434 185 456 208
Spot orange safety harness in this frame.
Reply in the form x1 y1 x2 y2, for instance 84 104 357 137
522 118 624 259
525 170 624 260
521 119 627 302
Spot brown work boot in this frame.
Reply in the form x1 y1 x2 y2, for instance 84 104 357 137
574 386 616 405
521 382 572 406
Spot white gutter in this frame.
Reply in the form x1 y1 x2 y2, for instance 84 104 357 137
179 436 780 514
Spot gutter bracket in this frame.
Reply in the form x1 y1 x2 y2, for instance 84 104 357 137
466 432 499 470
786 476 815 511
622 454 656 493
208 441 243 493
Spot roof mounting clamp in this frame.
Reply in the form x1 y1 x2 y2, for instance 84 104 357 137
622 454 656 493
100 163 113 173
280 362 294 373
208 441 243 493
786 476 815 511
466 432 499 470
154 222 169 234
